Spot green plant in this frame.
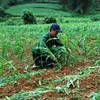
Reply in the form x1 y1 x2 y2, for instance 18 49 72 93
44 16 56 24
0 68 46 87
91 15 100 21
22 10 37 24
0 17 8 22
0 20 100 99
6 19 16 25
0 57 7 75
92 92 100 100
0 6 6 17
5 3 71 17
15 38 25 59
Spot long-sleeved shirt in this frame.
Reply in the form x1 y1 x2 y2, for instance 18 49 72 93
38 33 63 49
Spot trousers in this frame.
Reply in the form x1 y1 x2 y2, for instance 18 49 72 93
32 46 67 67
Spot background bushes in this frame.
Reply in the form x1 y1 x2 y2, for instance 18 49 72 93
0 7 6 17
44 16 56 24
22 10 37 24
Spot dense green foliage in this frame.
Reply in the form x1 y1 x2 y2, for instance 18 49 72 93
22 10 36 24
0 6 6 17
0 21 100 98
0 22 100 65
0 0 23 7
44 16 56 24
6 3 71 17
59 0 93 13
92 92 100 100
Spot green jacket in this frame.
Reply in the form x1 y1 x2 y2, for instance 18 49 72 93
38 33 63 48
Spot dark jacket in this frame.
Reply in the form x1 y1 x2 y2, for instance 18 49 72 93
38 33 63 48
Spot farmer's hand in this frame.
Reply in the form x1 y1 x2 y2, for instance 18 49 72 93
54 58 58 62
67 48 71 54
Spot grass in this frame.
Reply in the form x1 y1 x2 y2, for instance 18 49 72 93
0 22 100 65
0 16 93 26
6 3 71 17
0 23 100 99
2 3 100 26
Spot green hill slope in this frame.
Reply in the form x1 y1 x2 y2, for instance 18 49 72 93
6 3 71 17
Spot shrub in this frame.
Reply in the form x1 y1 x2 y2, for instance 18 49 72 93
22 10 37 24
91 15 100 21
0 17 7 22
44 16 56 24
0 6 6 17
8 0 24 6
6 19 16 25
92 92 100 100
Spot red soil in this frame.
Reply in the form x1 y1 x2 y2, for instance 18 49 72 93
0 60 99 100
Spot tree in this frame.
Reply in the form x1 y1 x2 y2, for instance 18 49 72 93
7 0 24 6
0 6 6 17
22 10 37 24
59 0 68 9
59 0 93 13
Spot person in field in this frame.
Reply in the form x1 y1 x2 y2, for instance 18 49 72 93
32 23 66 68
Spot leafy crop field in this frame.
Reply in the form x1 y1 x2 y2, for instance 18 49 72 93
0 21 100 100
0 3 100 100
6 3 71 17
